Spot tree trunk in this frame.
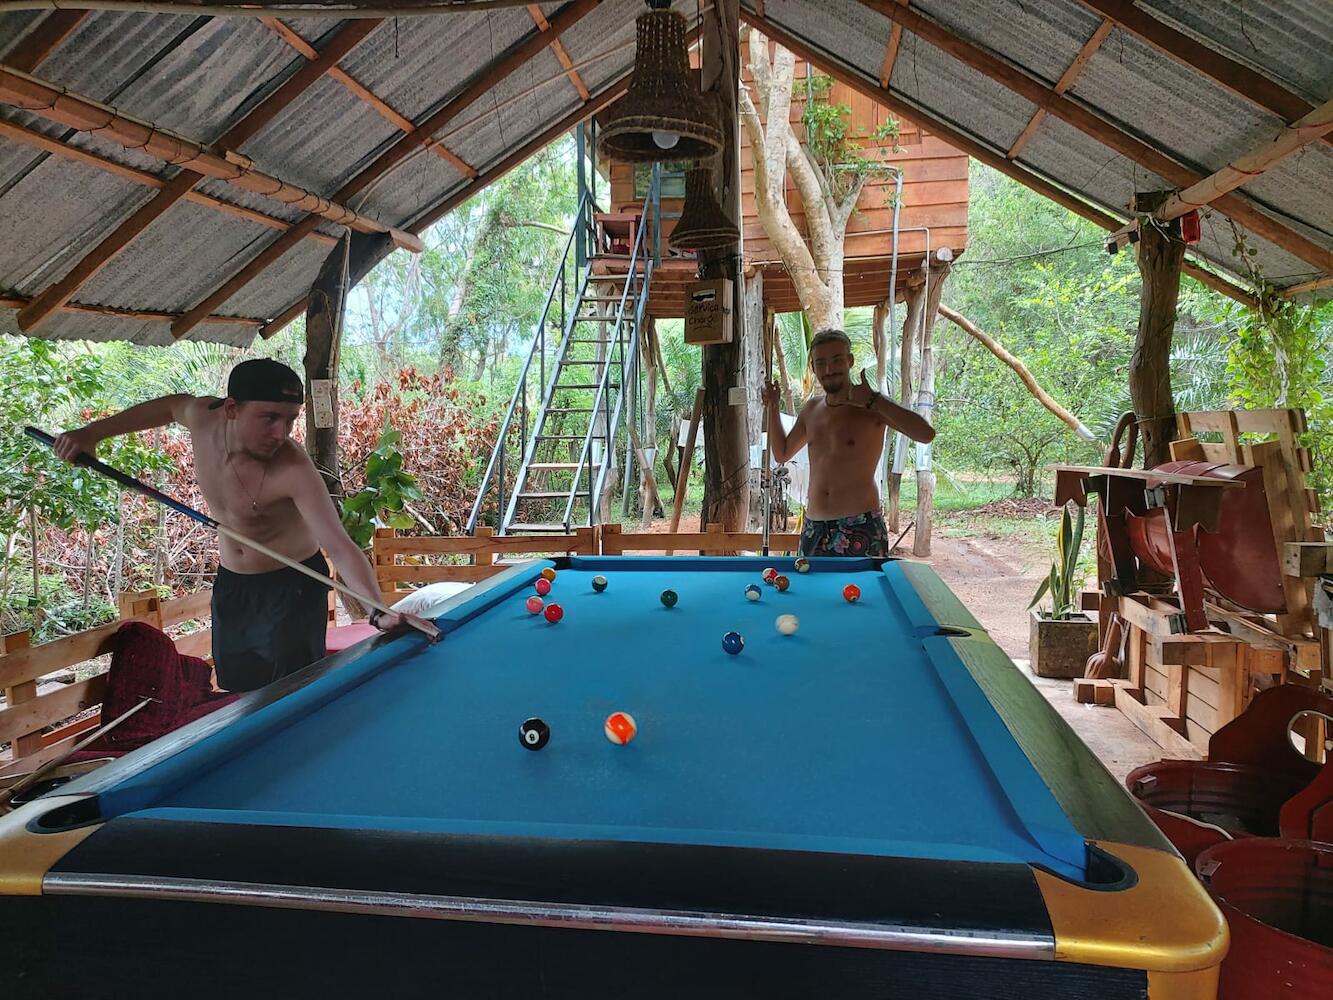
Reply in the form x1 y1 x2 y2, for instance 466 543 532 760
642 318 662 517
29 503 39 603
1130 193 1184 469
772 316 795 413
304 231 394 498
888 270 926 533
744 272 766 529
912 251 953 558
111 500 124 601
700 0 750 534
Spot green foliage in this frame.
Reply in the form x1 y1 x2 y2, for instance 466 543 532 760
1222 293 1333 509
1028 504 1085 620
0 339 172 538
937 163 1235 495
797 73 902 205
339 428 423 549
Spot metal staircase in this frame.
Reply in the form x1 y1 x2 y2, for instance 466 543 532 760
467 167 659 535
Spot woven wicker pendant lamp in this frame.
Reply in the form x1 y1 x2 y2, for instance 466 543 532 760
668 161 739 251
598 1 723 163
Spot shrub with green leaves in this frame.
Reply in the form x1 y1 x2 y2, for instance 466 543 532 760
339 428 423 549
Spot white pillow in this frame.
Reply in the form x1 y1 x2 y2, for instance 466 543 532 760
391 581 473 617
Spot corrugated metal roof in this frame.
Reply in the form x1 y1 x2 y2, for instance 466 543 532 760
0 0 1328 348
747 0 1332 299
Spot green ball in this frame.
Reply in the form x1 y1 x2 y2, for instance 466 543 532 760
660 588 678 608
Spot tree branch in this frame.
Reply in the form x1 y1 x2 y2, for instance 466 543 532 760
938 303 1097 442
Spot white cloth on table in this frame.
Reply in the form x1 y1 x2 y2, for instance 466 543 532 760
391 581 473 617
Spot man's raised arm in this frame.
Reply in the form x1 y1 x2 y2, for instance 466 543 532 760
54 394 196 461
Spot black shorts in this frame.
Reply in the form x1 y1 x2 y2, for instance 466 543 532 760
210 551 330 692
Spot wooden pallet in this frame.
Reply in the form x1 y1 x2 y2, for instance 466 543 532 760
1080 409 1326 755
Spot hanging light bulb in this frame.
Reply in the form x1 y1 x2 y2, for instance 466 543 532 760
598 2 723 163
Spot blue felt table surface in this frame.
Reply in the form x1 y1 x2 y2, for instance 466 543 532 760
104 557 1089 880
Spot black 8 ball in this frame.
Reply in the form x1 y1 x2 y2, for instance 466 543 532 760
519 717 550 751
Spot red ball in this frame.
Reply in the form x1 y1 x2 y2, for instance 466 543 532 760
544 602 564 624
604 711 637 745
525 595 544 614
535 577 552 596
842 583 861 603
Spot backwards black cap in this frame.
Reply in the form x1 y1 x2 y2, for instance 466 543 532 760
208 359 304 409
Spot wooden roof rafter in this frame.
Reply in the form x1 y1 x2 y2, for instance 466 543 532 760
854 0 1333 277
527 5 589 101
1007 17 1112 159
876 0 908 88
1156 96 1333 222
739 5 1260 309
258 17 479 179
0 293 264 328
1077 0 1333 151
171 0 600 340
258 14 656 340
0 118 339 245
6 19 391 333
3 9 88 72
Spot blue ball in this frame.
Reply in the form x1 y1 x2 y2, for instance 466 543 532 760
744 584 762 601
722 630 745 655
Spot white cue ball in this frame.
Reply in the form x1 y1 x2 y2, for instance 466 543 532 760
776 614 799 636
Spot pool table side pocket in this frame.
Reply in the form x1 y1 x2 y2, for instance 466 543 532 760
944 634 1175 854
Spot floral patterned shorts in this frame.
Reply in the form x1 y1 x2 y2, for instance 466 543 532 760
799 510 890 558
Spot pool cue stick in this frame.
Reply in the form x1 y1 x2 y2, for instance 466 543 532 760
24 427 440 643
0 696 158 809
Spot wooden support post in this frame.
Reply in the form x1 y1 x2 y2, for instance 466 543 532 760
888 270 924 533
912 250 952 557
668 389 706 555
744 272 766 530
698 0 749 534
304 231 394 498
1130 192 1185 468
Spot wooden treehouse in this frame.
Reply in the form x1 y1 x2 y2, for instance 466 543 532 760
590 55 970 319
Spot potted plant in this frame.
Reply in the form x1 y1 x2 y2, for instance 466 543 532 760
1027 503 1099 678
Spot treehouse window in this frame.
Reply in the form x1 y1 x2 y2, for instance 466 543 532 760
634 162 688 199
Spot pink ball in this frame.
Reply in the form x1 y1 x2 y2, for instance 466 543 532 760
535 577 552 596
525 595 544 614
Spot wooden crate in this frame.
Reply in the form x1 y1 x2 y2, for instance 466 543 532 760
1109 594 1285 756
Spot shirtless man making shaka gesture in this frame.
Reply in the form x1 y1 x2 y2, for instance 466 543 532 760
762 328 935 558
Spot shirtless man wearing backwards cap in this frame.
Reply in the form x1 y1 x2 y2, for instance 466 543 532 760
55 358 423 691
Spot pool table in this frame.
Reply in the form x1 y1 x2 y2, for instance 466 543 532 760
0 556 1225 998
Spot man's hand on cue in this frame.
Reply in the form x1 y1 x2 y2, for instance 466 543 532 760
371 609 441 643
52 427 100 463
825 370 879 409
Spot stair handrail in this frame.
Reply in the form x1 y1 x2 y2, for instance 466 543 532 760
466 191 592 534
561 176 656 529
